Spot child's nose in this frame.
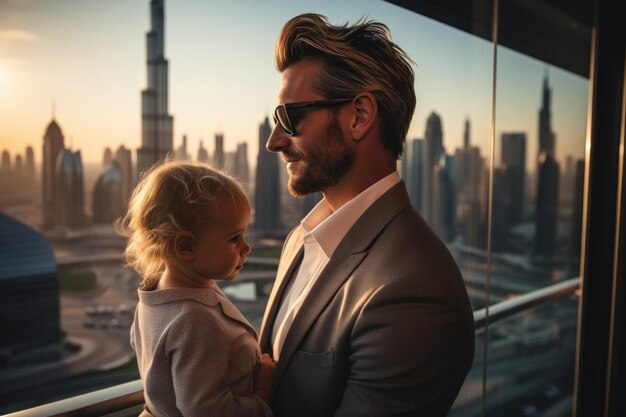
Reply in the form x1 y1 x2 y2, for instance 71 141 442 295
242 240 251 256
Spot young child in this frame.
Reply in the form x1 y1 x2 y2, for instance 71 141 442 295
117 161 276 417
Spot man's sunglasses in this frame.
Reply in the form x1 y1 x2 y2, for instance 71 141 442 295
273 97 354 136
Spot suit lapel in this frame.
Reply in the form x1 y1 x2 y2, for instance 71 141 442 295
276 182 411 380
259 227 306 353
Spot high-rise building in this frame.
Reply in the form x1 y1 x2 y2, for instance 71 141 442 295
115 145 134 203
0 148 37 203
214 133 225 170
562 155 575 205
197 140 209 163
492 165 514 248
454 120 472 197
451 120 487 247
536 152 560 257
401 138 424 211
103 147 113 167
254 117 282 232
54 149 85 228
535 75 560 258
14 154 23 187
501 132 527 227
92 162 124 224
137 0 174 178
539 74 556 157
422 112 444 225
234 142 250 189
1 150 10 193
174 134 190 161
25 146 35 187
432 152 456 241
42 119 65 227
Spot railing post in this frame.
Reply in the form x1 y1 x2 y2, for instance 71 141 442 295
573 0 626 416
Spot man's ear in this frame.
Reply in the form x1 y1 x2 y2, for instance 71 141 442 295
173 232 196 261
350 92 378 142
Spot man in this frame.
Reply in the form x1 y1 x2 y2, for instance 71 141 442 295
259 13 475 417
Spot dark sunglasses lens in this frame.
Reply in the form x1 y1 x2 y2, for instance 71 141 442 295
275 106 294 135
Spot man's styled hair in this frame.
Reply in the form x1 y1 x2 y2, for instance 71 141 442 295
275 13 416 158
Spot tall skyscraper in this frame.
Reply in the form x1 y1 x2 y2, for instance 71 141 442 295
14 155 23 187
214 133 225 170
536 152 560 257
535 74 560 258
454 119 472 196
42 119 65 227
254 117 282 232
137 0 174 178
422 112 444 225
562 155 575 205
432 153 456 241
41 115 86 229
501 132 527 227
197 140 209 163
492 165 514 248
234 142 250 188
538 74 556 157
400 138 424 211
453 120 486 245
54 149 85 228
103 147 113 167
174 134 190 161
92 162 124 224
115 145 134 203
25 146 35 187
1 150 10 192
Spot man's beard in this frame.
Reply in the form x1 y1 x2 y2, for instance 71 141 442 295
285 116 355 197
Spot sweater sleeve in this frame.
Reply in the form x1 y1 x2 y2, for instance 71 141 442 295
165 307 273 417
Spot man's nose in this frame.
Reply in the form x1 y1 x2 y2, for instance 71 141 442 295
266 123 290 153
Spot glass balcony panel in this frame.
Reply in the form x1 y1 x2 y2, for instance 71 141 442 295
482 0 591 415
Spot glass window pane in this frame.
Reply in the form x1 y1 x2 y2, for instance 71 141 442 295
484 0 591 414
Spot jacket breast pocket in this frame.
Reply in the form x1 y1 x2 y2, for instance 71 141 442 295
291 349 335 368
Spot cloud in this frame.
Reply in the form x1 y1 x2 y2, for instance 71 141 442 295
0 29 37 42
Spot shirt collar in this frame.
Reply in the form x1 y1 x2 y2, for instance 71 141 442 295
301 171 401 257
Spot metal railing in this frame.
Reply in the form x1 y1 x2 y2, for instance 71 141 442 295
2 277 580 417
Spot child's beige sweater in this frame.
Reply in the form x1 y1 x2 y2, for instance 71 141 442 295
131 279 273 417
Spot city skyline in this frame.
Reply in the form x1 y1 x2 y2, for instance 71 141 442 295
0 0 588 170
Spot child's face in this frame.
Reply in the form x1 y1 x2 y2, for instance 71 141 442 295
190 202 251 281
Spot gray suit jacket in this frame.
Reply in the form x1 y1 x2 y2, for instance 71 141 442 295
259 182 474 417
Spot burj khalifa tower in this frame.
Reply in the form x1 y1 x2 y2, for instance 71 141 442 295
137 0 174 177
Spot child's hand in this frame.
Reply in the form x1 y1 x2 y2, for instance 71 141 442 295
253 353 278 405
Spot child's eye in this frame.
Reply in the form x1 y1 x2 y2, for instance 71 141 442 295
229 235 240 243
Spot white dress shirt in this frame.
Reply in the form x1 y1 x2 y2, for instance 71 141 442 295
271 171 401 359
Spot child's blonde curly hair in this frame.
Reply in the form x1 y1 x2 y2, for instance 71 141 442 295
116 161 250 280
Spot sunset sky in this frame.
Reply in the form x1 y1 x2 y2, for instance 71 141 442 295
0 0 589 170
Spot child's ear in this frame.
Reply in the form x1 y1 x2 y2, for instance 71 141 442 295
174 232 196 261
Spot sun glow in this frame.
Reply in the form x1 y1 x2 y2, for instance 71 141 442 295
0 66 8 90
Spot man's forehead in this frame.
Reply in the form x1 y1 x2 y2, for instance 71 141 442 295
277 59 322 102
